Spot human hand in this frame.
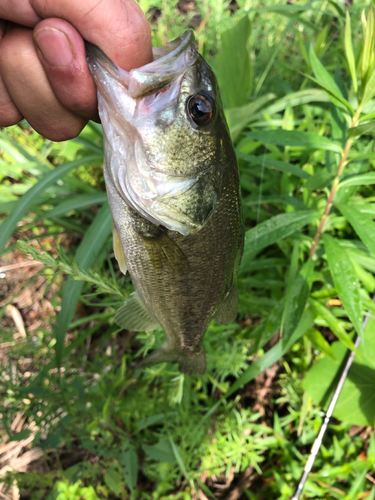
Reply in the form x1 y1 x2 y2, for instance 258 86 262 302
0 0 152 141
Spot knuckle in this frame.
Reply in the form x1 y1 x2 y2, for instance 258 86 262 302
38 118 87 142
0 29 35 73
0 96 22 127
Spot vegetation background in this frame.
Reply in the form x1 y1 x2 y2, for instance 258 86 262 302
1 0 375 498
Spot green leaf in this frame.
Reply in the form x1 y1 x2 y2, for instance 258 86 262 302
257 298 285 349
243 195 307 210
227 308 315 396
215 15 251 108
347 151 375 162
225 93 276 141
237 153 311 179
339 172 375 187
362 4 375 84
309 298 358 352
10 429 32 441
143 440 176 464
0 155 100 255
168 434 189 478
137 412 176 431
104 466 123 495
0 132 48 164
282 260 313 338
243 210 318 258
304 170 336 190
361 67 375 106
245 129 342 153
55 203 112 368
42 192 107 219
335 203 375 256
250 89 331 121
324 234 364 339
344 11 358 94
351 259 375 293
303 317 375 427
306 328 336 359
119 441 138 492
308 44 352 113
348 121 375 137
346 465 368 500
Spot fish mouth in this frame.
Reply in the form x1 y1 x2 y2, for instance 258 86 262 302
129 30 198 99
86 30 198 100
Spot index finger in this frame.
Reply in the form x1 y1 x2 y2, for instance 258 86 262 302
0 0 152 70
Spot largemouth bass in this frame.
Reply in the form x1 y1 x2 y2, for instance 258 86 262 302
87 30 244 374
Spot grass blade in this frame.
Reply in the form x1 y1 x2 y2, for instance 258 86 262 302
361 67 375 106
168 433 197 494
0 155 100 255
251 89 331 120
227 308 315 396
362 4 375 84
309 298 359 351
306 328 335 359
225 93 276 140
245 129 342 153
282 260 313 337
238 153 311 179
55 202 112 368
344 11 357 94
42 192 107 219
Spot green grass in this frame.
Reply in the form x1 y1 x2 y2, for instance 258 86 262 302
1 0 375 498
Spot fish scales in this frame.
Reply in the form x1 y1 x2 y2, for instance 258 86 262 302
87 30 244 374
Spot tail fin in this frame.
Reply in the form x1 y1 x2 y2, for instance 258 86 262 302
134 345 206 375
178 349 206 375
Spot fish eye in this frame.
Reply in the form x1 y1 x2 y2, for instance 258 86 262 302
187 94 215 126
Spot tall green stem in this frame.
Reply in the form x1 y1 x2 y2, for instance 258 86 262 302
309 108 362 259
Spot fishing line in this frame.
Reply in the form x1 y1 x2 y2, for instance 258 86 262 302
291 293 375 500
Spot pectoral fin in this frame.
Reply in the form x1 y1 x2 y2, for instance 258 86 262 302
113 226 127 275
140 229 189 274
213 286 238 325
115 291 159 332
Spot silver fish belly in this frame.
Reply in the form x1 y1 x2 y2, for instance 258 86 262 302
87 30 244 374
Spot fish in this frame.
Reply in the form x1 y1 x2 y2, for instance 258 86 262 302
86 30 244 374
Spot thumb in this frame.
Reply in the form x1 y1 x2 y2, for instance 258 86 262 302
31 0 153 70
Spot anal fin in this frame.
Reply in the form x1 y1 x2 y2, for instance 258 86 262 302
115 291 159 332
213 286 238 325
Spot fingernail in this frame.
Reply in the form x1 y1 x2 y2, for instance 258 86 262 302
34 27 73 66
